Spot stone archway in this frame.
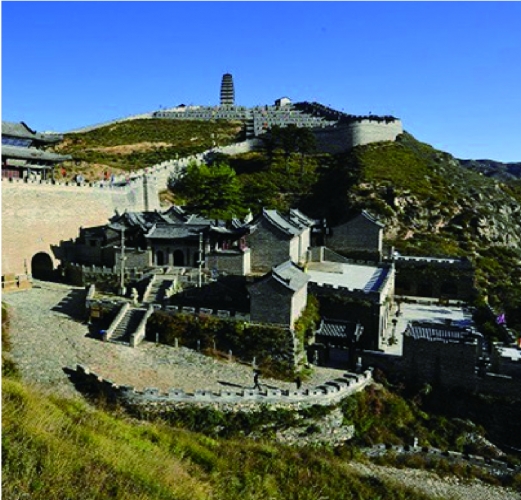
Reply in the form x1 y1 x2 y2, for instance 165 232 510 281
31 252 54 280
156 250 165 266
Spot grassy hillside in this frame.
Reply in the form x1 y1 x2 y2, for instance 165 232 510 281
3 375 444 500
52 118 243 180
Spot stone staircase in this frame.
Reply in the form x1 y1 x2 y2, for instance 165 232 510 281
110 307 148 344
143 274 176 305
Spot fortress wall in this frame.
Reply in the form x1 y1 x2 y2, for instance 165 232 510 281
1 179 157 275
313 120 403 153
348 119 403 148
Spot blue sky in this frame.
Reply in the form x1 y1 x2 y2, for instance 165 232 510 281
2 1 521 162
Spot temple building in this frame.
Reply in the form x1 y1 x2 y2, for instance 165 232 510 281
1 121 71 180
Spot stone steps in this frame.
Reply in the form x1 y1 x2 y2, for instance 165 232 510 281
110 308 147 344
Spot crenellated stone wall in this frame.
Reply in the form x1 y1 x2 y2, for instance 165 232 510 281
73 364 373 411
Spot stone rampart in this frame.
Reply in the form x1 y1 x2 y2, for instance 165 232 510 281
363 443 519 475
347 119 403 148
309 282 380 303
2 177 157 276
313 120 403 153
74 364 373 411
361 348 521 399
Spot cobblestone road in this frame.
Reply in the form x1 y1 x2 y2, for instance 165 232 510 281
2 282 345 399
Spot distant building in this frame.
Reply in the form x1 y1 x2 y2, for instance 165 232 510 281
220 73 235 106
1 121 71 180
275 97 292 107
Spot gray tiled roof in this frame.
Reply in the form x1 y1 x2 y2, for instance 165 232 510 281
272 260 310 292
1 144 71 162
289 208 318 227
249 209 308 237
146 223 205 240
359 210 385 228
316 319 363 340
405 322 482 343
2 121 63 142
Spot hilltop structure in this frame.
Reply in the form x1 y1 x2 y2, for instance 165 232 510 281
220 73 235 106
1 121 71 180
153 73 403 151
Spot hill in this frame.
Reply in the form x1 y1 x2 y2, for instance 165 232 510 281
51 118 243 180
459 159 521 181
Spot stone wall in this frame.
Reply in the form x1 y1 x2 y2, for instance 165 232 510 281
247 219 294 272
73 363 373 411
347 119 404 148
250 279 296 327
327 214 383 257
206 249 251 276
2 176 158 276
361 345 521 398
391 257 475 300
313 120 403 154
402 336 479 390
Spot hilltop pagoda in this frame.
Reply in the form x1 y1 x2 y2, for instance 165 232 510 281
220 73 235 106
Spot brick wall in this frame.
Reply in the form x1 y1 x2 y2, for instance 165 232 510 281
206 249 251 276
328 215 383 255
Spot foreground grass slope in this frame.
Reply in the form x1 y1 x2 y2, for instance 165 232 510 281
3 303 520 499
3 377 441 500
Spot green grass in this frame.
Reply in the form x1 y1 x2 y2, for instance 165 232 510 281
53 118 242 176
2 376 443 500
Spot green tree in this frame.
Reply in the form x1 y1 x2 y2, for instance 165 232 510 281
176 161 248 221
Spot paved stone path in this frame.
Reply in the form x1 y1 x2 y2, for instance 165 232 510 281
3 282 346 400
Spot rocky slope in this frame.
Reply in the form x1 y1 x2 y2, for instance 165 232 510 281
337 134 521 255
459 159 521 181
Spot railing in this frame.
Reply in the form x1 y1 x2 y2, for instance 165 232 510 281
130 305 155 348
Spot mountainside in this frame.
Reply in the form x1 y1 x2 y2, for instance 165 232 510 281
334 134 521 255
459 159 521 182
50 118 242 180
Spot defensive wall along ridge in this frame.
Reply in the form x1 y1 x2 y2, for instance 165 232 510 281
1 141 258 278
